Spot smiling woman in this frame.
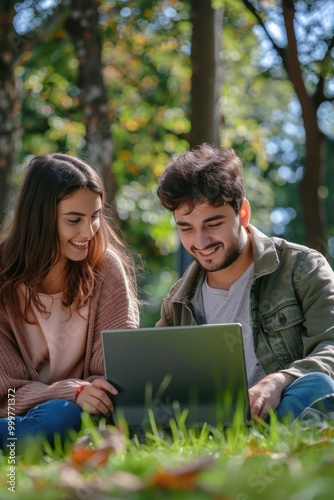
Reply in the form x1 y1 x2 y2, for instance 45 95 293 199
0 153 140 450
45 188 103 294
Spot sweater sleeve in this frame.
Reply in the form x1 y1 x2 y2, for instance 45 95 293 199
0 251 139 417
0 329 84 417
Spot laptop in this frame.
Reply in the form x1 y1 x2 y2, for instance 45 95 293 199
102 324 251 430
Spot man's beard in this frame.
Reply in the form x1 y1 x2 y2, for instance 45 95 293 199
193 233 247 273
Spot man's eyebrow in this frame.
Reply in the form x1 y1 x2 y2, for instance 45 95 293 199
202 215 226 224
175 220 192 227
175 214 226 226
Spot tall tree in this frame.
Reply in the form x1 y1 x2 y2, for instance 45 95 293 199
178 0 223 274
0 1 23 226
189 0 223 147
0 0 69 226
241 0 334 253
65 0 118 220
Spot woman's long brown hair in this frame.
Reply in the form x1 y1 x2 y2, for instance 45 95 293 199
0 153 138 319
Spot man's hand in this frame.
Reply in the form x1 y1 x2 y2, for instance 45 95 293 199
249 372 296 421
75 379 118 417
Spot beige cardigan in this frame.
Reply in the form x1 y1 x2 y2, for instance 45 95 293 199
0 251 139 417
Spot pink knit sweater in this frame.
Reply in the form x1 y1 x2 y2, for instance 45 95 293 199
0 251 139 417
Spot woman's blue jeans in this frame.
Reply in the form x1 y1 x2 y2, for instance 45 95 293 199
0 399 82 450
275 372 334 422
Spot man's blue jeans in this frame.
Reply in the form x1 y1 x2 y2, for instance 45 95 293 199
0 399 82 450
275 372 334 422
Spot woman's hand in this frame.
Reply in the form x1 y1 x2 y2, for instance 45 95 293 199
75 379 118 416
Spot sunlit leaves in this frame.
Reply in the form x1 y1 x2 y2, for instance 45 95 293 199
11 0 334 325
116 181 179 255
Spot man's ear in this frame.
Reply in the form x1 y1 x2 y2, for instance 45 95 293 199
239 199 251 227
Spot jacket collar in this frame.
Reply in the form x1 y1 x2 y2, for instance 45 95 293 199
249 225 280 279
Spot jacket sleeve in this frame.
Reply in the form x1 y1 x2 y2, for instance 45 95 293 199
281 251 334 379
156 300 172 327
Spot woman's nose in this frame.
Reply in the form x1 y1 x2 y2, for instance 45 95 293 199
81 221 95 239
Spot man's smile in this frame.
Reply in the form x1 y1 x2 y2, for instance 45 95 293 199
192 244 222 258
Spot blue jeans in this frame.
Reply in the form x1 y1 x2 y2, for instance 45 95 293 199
0 399 82 450
275 372 334 422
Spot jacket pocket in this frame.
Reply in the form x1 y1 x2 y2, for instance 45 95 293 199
261 300 304 365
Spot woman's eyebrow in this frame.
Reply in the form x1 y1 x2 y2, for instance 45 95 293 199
63 211 85 216
62 208 102 216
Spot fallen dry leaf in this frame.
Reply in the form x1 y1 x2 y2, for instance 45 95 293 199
91 470 145 493
149 456 215 491
246 439 272 457
71 426 126 468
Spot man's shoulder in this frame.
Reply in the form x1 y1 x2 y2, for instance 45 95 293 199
271 235 315 253
271 236 328 267
250 224 332 279
251 224 324 259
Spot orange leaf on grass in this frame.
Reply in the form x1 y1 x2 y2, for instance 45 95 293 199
72 447 111 467
246 439 272 457
71 428 125 468
319 427 334 440
150 456 215 491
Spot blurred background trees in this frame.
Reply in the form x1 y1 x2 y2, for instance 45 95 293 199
0 0 333 325
241 0 334 255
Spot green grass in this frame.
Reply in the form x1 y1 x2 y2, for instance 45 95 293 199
1 412 334 499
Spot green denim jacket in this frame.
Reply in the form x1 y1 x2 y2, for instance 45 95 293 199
157 225 334 379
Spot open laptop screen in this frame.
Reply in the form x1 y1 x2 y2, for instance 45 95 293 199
102 324 251 429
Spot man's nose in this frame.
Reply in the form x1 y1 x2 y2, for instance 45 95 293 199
193 230 210 250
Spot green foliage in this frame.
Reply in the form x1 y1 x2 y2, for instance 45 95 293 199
17 25 81 156
14 0 193 325
12 0 334 329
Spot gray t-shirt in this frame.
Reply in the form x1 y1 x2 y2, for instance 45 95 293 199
201 264 265 388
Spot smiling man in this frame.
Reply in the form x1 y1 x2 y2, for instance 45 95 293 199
156 143 334 423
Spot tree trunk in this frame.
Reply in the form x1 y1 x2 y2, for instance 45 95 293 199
189 0 223 147
282 1 327 253
0 5 21 226
65 0 119 224
299 112 327 253
179 0 223 275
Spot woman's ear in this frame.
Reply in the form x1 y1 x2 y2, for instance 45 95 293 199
239 199 251 227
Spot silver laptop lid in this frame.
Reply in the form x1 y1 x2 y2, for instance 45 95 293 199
102 324 250 428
